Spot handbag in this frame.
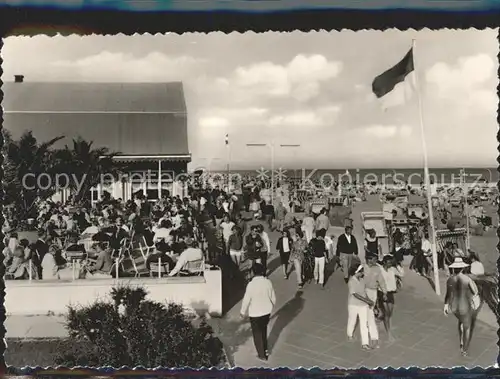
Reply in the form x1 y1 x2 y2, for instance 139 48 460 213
396 276 403 292
468 276 481 311
471 294 481 311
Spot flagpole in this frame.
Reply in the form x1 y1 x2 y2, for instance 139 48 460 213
226 134 230 193
413 39 441 296
463 168 471 250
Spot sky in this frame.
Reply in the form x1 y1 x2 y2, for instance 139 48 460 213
2 29 498 170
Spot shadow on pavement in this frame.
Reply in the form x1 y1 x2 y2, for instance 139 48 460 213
219 254 247 315
268 290 306 352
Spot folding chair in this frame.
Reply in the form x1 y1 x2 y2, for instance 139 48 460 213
185 258 205 276
117 238 136 274
141 236 155 258
150 257 170 278
129 239 149 277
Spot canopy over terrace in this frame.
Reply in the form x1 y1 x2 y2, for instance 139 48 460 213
3 80 191 202
101 154 191 202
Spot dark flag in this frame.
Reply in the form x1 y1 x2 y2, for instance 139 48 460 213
372 48 414 98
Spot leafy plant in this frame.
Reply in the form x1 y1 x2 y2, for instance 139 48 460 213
57 286 225 368
52 137 123 205
3 130 64 222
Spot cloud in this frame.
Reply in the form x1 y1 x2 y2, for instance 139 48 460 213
362 124 413 139
51 51 205 82
268 105 342 128
425 54 497 113
198 117 230 128
232 54 342 102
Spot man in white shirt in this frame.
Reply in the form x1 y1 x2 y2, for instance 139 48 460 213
315 208 330 233
257 224 271 274
324 234 335 260
168 238 203 276
421 234 433 276
302 213 316 243
240 263 276 361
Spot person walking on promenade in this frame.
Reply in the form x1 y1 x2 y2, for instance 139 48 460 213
245 226 264 267
240 263 276 362
347 264 374 351
364 229 381 262
289 229 307 289
309 229 328 288
227 225 244 267
257 224 271 275
364 255 387 348
336 225 359 283
324 234 335 261
262 200 275 231
275 201 288 232
302 213 316 243
379 254 404 342
276 229 292 279
444 257 481 357
315 208 330 234
420 233 433 277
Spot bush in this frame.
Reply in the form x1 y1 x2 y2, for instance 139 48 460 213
56 286 226 368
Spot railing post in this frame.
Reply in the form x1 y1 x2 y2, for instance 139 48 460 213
158 257 161 279
115 258 119 279
28 260 32 281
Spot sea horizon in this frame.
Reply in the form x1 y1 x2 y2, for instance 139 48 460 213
199 167 499 185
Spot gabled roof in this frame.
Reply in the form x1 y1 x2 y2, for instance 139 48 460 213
3 81 190 158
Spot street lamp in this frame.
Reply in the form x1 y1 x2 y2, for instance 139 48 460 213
279 144 301 189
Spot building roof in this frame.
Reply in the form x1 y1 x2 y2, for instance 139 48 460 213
3 81 190 158
3 82 187 113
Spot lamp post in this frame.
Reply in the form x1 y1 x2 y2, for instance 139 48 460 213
280 144 301 197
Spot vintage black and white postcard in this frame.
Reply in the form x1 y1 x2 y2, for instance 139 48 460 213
2 29 498 369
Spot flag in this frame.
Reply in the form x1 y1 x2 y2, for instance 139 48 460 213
225 134 229 145
372 47 415 108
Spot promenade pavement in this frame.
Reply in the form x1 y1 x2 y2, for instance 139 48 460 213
212 197 498 369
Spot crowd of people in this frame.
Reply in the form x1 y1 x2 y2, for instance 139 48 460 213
3 187 251 280
238 181 497 362
3 174 496 361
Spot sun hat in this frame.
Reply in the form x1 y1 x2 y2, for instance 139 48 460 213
449 257 469 269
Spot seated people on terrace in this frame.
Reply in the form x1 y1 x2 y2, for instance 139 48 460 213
85 242 114 278
168 237 203 276
73 207 90 231
153 219 173 248
5 242 32 279
65 234 87 257
82 219 100 237
41 245 65 280
115 216 130 233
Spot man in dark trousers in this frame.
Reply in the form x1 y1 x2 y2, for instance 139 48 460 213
336 225 359 283
32 229 49 279
240 263 276 362
310 229 329 287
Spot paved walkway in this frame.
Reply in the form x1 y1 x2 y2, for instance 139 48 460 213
212 198 498 369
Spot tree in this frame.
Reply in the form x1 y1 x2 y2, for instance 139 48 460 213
53 137 123 205
3 130 65 223
57 286 226 368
